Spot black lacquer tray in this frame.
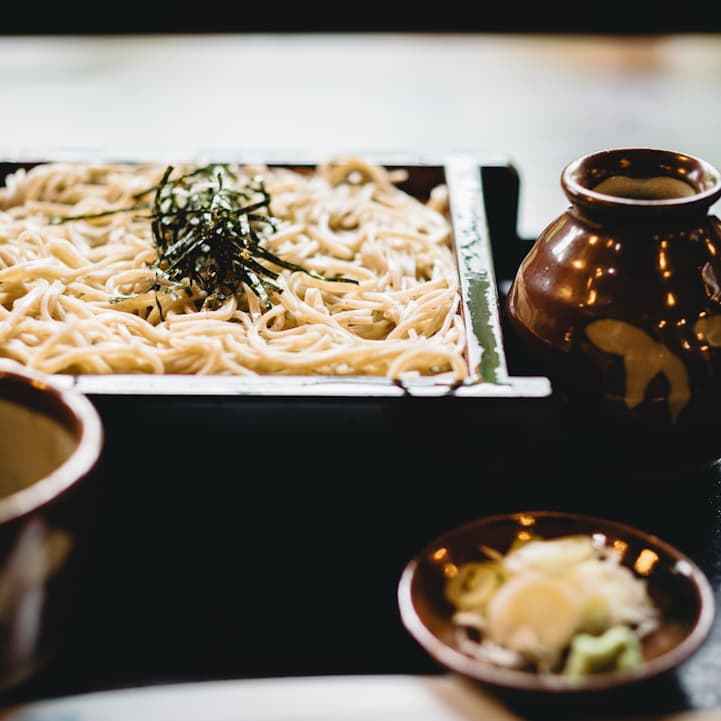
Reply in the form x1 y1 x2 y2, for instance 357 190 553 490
0 153 719 720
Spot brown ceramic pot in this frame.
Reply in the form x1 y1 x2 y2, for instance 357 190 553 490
506 147 721 435
0 361 103 692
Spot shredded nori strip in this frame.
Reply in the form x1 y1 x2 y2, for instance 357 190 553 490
51 163 358 314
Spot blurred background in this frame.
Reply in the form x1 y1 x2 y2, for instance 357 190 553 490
1 7 720 237
2 1 720 34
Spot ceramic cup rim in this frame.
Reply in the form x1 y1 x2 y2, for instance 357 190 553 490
0 360 103 525
561 147 721 210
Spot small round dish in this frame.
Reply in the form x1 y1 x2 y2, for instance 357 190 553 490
397 511 715 703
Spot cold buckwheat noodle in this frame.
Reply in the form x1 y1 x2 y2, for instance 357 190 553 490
0 157 467 379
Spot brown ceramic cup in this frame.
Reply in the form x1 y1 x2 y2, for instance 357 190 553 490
0 360 103 691
506 147 721 442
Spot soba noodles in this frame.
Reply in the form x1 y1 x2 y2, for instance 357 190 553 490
0 157 467 380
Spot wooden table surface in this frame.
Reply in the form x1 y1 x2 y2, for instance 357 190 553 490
1 32 720 240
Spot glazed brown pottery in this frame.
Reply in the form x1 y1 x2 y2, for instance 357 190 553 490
506 147 721 434
398 510 714 709
0 361 103 692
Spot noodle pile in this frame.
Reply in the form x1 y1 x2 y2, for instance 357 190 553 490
0 158 467 379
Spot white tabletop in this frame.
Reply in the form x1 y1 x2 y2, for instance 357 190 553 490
0 675 519 721
2 32 720 240
1 674 720 721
